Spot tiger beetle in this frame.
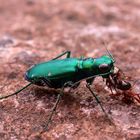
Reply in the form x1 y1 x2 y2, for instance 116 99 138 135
0 50 116 131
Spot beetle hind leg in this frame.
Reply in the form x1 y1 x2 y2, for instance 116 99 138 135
52 51 71 60
86 84 114 125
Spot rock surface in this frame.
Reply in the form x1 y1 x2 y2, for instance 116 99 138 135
0 0 140 140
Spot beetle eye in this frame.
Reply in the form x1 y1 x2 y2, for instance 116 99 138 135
99 64 110 72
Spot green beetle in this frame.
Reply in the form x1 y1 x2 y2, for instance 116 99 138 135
25 51 114 88
0 51 115 131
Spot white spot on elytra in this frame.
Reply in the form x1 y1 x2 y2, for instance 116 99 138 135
48 72 51 76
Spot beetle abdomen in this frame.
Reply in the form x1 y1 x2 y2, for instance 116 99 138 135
25 58 79 87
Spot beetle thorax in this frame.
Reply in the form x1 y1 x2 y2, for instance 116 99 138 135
79 56 114 75
82 58 95 70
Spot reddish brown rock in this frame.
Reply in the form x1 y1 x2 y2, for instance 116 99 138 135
0 0 140 139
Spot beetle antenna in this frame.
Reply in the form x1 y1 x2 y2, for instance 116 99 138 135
0 83 32 100
102 41 115 63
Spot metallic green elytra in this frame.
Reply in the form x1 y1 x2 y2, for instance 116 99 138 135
25 53 114 88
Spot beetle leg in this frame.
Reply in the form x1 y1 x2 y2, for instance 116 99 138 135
0 83 32 100
86 78 94 85
86 84 108 117
41 78 53 88
65 81 80 89
52 51 71 60
41 82 69 132
42 92 62 132
86 84 114 125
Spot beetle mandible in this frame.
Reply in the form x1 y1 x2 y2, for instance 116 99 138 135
0 51 116 131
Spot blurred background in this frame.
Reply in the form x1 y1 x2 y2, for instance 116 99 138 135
0 0 140 139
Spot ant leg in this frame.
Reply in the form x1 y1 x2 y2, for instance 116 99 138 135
86 84 108 117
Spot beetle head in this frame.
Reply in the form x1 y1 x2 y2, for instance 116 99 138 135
95 55 114 76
